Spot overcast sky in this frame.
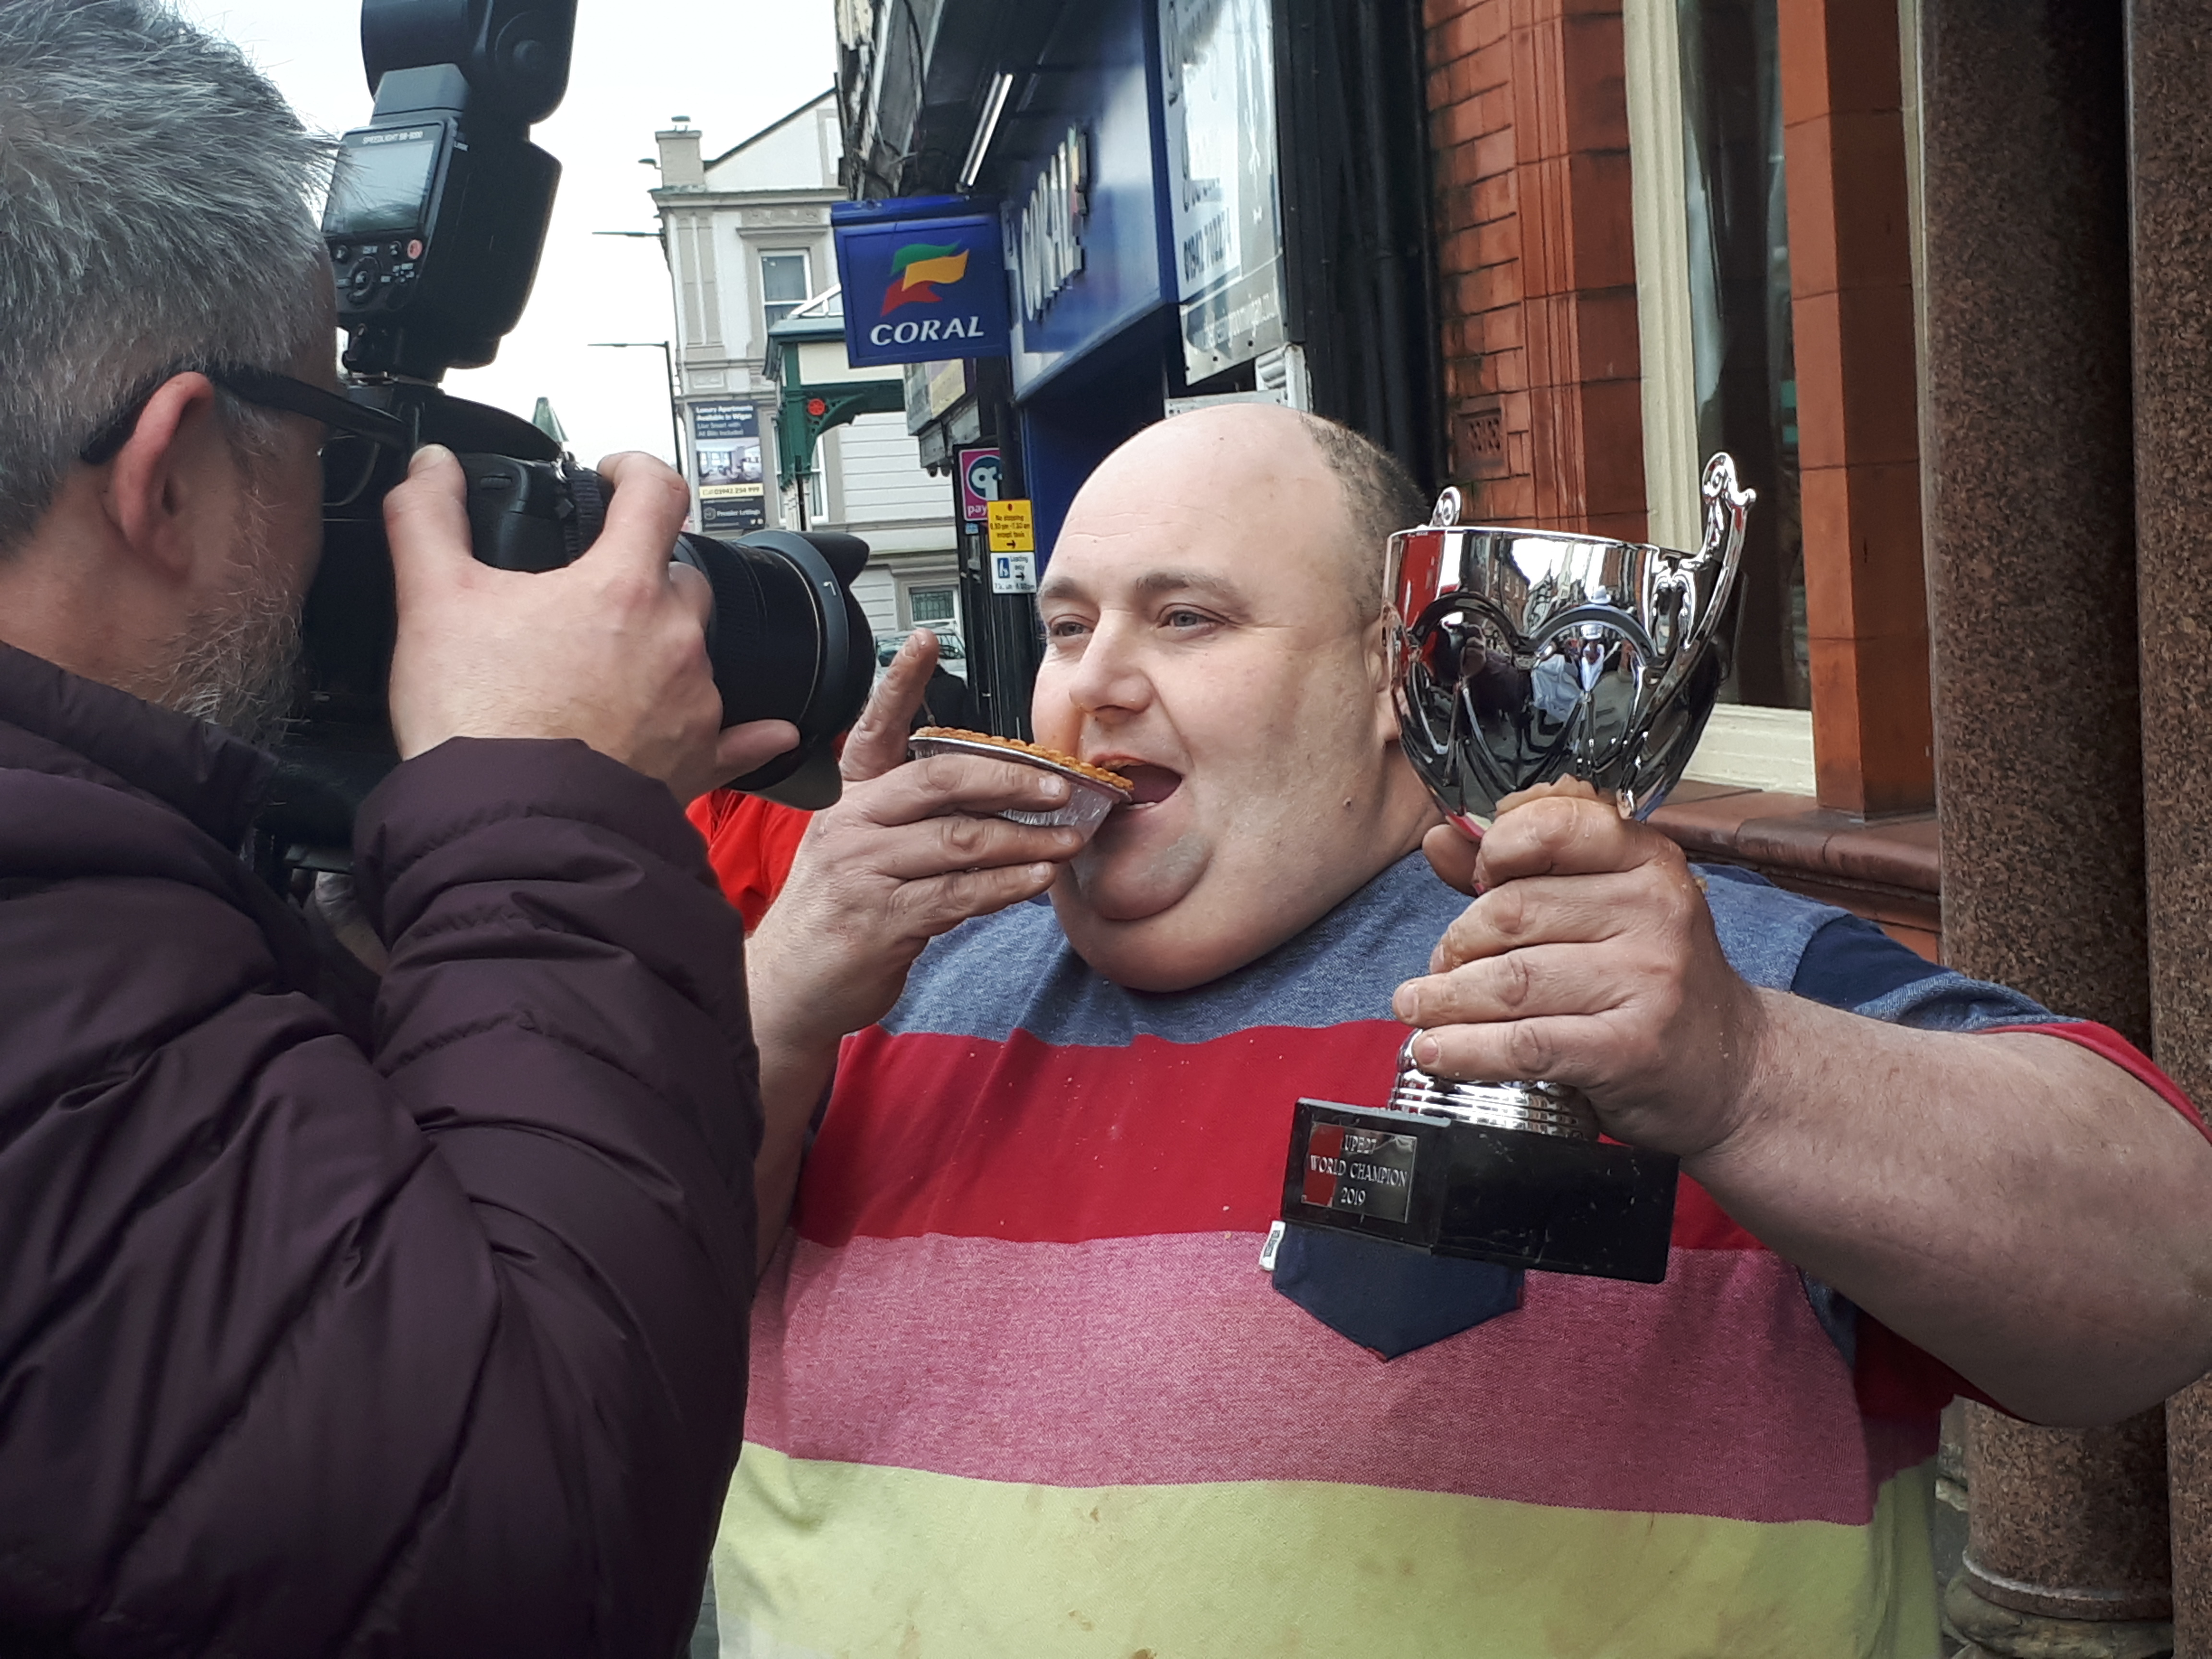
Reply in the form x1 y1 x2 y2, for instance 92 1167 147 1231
173 0 836 470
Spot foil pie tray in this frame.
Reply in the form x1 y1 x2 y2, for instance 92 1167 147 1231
907 729 1133 837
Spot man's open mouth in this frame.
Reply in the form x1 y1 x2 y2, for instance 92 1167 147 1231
1100 763 1182 808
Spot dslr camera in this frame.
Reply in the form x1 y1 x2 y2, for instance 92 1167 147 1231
264 0 874 858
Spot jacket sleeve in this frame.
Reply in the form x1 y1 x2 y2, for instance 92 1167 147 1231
0 739 757 1659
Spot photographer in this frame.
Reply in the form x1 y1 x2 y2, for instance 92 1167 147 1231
0 4 792 1654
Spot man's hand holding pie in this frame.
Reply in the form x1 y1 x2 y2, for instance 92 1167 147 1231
748 630 1093 1053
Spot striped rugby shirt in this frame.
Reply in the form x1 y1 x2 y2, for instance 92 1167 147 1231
713 854 2199 1658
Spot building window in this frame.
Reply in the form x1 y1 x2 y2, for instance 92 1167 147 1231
895 584 968 679
761 251 811 331
1678 0 1807 711
908 586 958 628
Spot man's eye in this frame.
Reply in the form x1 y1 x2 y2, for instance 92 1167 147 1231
1165 609 1214 630
1046 617 1091 640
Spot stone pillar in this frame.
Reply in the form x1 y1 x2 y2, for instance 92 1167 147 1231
2173 1389 2212 1659
1918 1 2167 1654
1920 6 2148 1033
2120 4 2212 1652
1949 1410 2174 1656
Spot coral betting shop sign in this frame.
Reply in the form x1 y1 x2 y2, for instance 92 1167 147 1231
831 198 1013 368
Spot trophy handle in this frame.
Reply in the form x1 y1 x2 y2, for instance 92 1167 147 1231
1663 454 1755 660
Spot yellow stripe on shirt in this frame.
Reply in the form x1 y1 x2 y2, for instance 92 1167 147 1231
714 1444 1942 1659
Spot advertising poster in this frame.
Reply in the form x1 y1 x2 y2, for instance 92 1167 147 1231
1161 0 1287 381
693 402 766 533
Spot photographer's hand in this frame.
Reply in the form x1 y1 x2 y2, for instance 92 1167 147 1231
385 446 797 801
745 630 1085 1261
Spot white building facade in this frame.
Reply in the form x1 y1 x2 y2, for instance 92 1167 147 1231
649 94 965 668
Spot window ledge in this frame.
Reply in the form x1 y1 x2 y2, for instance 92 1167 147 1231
1650 781 1943 960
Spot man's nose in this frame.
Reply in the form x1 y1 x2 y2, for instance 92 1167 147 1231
1065 614 1153 715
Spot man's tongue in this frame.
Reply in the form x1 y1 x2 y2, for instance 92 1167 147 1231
1122 765 1182 806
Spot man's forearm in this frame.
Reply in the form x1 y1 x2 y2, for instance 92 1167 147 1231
744 928 842 1265
1686 992 2212 1426
750 1021 837 1267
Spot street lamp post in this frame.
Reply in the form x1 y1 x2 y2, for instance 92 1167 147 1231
588 339 684 480
588 227 685 477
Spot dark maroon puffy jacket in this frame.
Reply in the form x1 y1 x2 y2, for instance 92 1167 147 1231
0 645 759 1657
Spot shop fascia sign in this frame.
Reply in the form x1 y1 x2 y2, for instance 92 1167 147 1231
1016 126 1092 324
830 194 1013 368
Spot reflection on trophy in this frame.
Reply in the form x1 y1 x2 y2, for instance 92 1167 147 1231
1280 455 1755 1285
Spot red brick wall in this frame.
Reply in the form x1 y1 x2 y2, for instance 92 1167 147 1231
1427 0 1647 541
1777 0 1935 815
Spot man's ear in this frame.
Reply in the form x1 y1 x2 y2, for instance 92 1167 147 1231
102 372 229 584
1363 611 1399 745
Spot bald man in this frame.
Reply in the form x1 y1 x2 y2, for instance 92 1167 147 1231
719 406 2212 1658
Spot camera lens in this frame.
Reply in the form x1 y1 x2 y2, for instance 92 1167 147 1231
553 465 875 805
676 536 832 724
673 529 876 807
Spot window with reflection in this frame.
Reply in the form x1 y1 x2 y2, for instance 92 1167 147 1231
1679 0 1806 709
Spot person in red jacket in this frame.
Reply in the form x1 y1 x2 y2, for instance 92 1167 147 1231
687 790 812 931
687 654 979 928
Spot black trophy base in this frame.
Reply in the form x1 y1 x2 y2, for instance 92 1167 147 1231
1281 1098 1679 1284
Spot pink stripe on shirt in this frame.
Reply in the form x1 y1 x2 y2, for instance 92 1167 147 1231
746 1230 1911 1525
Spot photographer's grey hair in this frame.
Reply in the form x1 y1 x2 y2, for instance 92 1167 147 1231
0 0 333 554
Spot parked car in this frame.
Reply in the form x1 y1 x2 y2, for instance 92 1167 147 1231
878 630 968 679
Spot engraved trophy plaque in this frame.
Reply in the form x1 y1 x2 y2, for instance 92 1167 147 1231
1280 455 1755 1284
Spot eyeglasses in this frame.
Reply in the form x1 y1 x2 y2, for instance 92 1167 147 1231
78 363 412 508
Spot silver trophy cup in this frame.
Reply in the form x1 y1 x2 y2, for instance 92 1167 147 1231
1279 455 1754 1284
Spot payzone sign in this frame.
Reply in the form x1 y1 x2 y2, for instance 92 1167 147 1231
835 208 1011 367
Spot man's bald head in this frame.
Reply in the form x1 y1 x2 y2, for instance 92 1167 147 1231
1066 403 1427 623
1029 401 1443 993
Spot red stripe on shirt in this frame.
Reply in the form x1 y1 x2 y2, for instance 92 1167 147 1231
800 1024 1393 1247
1999 1021 2211 1140
802 1025 1767 1251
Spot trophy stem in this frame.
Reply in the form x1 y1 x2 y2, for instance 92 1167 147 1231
1388 1037 1600 1140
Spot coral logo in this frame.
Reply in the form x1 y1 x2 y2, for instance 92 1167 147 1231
835 207 1008 363
881 242 971 315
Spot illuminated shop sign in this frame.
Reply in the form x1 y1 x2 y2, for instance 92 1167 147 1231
832 199 1012 368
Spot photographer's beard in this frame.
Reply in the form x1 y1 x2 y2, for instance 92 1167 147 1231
145 500 304 750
